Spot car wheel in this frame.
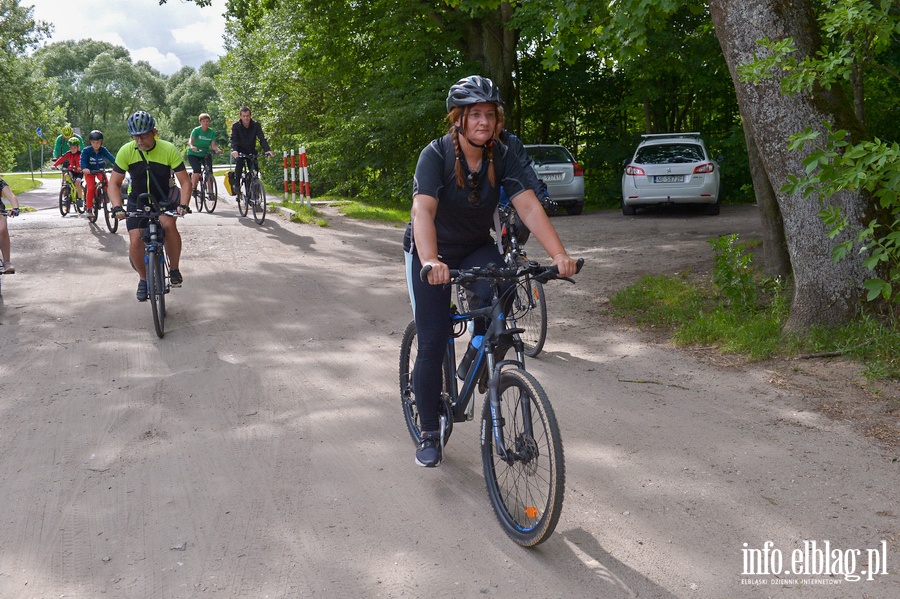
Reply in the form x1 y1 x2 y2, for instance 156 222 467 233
621 200 636 216
566 203 584 216
704 197 721 216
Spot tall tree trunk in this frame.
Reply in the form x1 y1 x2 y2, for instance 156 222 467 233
741 108 791 278
464 4 517 109
710 0 869 332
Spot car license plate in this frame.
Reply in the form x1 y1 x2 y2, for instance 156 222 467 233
653 175 684 183
540 173 564 182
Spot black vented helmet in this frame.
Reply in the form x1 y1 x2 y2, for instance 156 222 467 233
88 130 103 141
446 75 502 112
126 111 156 135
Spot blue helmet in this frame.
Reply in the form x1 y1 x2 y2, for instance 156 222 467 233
126 110 156 135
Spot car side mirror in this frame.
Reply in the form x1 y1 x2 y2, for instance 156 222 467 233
623 158 629 166
716 154 725 164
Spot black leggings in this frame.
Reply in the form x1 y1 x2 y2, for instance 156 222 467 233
406 241 504 432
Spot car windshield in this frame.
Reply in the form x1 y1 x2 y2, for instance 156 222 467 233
527 146 572 165
635 143 705 164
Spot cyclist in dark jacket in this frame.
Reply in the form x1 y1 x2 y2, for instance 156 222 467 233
230 106 274 198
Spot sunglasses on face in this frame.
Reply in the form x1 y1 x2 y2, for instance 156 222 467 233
467 171 480 207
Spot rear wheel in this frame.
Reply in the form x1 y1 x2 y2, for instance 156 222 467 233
704 196 721 216
399 320 454 447
513 278 548 358
621 200 636 216
251 178 267 224
481 368 564 547
58 185 70 216
148 249 165 338
566 203 584 216
205 174 218 213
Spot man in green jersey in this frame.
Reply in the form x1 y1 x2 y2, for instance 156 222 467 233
108 110 192 302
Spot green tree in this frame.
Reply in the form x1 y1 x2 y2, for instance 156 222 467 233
168 62 226 152
0 0 55 169
34 41 169 152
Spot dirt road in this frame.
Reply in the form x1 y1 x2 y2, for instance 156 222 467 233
0 190 896 598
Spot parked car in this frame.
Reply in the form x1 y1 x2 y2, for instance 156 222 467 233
621 133 721 215
524 144 585 215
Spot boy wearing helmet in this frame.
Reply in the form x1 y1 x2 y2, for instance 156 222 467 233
404 75 577 467
108 110 192 302
52 137 85 208
81 130 117 215
53 125 83 160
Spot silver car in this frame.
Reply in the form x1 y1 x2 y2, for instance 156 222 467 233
621 133 721 215
524 144 585 215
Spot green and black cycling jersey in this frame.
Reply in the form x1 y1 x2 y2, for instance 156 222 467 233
112 139 186 205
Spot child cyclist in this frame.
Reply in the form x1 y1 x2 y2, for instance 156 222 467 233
80 130 116 214
52 137 85 209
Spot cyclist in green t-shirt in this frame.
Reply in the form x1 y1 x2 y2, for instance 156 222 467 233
186 113 222 198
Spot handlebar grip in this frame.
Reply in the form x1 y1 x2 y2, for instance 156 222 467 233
420 264 432 282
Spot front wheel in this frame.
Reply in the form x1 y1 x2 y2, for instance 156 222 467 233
481 368 564 547
58 185 70 216
251 178 267 224
514 278 548 358
194 184 204 212
102 191 118 233
237 178 249 217
205 175 218 213
399 320 454 447
147 249 166 338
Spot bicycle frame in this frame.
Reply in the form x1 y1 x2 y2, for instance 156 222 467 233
443 277 529 460
61 171 77 198
237 153 260 191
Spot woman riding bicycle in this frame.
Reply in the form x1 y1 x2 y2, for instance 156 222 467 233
404 75 577 467
187 112 223 197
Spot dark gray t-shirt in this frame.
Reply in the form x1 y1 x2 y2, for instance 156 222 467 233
411 134 529 257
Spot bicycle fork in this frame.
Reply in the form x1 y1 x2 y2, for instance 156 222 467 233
485 334 532 465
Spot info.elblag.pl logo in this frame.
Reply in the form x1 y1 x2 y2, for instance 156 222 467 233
741 540 889 585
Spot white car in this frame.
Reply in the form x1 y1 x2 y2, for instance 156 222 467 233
621 133 721 215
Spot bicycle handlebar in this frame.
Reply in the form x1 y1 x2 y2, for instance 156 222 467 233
420 258 584 283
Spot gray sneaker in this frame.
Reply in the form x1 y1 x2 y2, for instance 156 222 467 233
415 432 442 468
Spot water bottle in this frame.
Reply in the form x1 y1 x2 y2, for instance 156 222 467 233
456 334 484 379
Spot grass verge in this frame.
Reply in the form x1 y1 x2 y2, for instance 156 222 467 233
610 237 899 379
1 173 42 194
